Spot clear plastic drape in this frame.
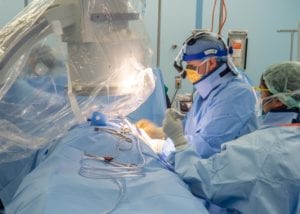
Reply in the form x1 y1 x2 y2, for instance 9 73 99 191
0 0 154 163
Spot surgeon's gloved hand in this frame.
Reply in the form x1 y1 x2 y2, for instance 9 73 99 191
136 119 166 139
162 109 187 150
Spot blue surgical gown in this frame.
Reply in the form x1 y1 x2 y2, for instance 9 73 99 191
173 111 300 214
184 64 258 158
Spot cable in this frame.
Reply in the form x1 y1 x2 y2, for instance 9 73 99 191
218 0 228 35
210 0 228 34
170 87 179 107
210 0 217 32
79 118 146 179
78 118 148 213
105 178 126 214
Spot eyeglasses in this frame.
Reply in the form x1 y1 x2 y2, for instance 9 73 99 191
253 86 270 92
186 64 198 71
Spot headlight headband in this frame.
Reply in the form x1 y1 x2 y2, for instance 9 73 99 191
173 31 232 78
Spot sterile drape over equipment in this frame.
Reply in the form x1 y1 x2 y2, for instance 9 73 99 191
0 0 155 164
0 0 208 213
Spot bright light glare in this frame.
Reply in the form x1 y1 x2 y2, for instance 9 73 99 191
115 56 145 94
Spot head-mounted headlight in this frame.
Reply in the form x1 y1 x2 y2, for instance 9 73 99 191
173 30 233 79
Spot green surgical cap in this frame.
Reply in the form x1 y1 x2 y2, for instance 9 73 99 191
262 61 300 108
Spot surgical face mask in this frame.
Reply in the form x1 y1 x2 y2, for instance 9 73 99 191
256 96 275 117
254 86 269 117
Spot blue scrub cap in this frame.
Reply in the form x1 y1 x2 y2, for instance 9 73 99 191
173 31 238 78
183 32 230 62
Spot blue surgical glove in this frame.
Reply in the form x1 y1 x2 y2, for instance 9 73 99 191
162 109 187 150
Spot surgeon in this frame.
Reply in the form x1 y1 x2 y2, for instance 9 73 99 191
139 31 257 156
164 61 300 213
257 62 300 126
137 31 258 213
